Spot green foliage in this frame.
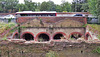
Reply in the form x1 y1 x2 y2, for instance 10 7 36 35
88 0 100 23
0 0 73 12
88 24 100 39
88 0 97 16
46 51 59 57
97 35 100 40
25 2 36 11
93 47 100 53
40 1 50 11
18 8 21 12
55 5 62 12
8 22 16 28
96 0 100 16
15 4 29 11
40 1 56 11
63 11 67 12
9 27 18 33
81 3 89 12
20 26 26 28
0 0 18 13
2 36 7 41
0 5 3 12
8 18 13 23
98 15 100 23
0 22 16 34
82 24 88 27
71 3 83 12
61 2 72 12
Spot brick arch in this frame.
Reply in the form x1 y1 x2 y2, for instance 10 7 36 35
36 32 51 42
85 32 92 40
52 32 67 40
13 32 18 39
69 32 83 39
21 32 34 41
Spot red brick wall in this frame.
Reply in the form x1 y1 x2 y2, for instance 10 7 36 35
17 17 87 24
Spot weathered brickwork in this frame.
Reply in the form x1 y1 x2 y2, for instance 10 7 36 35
13 16 90 41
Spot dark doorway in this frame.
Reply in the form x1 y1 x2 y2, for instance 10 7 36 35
71 33 82 39
38 33 50 42
22 33 34 41
54 33 63 40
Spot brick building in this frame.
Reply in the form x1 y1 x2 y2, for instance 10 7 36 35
12 16 92 42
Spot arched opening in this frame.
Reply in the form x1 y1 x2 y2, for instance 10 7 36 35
22 33 34 41
13 33 19 39
86 34 89 40
70 32 82 40
38 33 50 42
85 32 92 40
53 33 64 40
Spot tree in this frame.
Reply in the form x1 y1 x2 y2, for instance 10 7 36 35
88 0 97 16
0 1 3 12
0 0 5 12
0 0 18 13
24 1 37 11
88 0 100 23
35 2 41 11
81 3 89 12
72 0 88 12
15 4 29 11
4 0 18 13
40 1 50 11
56 5 62 12
96 0 100 16
0 5 3 12
61 2 72 12
47 1 56 11
96 0 100 23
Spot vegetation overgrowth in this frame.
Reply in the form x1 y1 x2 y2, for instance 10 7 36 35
88 24 100 39
0 22 16 38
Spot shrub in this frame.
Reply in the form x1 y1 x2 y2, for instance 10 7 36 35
93 47 100 53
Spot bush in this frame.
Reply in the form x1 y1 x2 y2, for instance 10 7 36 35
93 47 100 53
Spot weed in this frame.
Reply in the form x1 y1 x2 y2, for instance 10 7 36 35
97 35 100 39
93 47 100 53
46 51 59 57
2 36 7 41
82 24 88 27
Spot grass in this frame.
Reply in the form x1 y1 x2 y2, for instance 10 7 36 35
1 35 7 41
88 24 100 32
88 24 100 39
0 22 17 38
46 51 59 57
93 47 100 54
0 22 16 33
